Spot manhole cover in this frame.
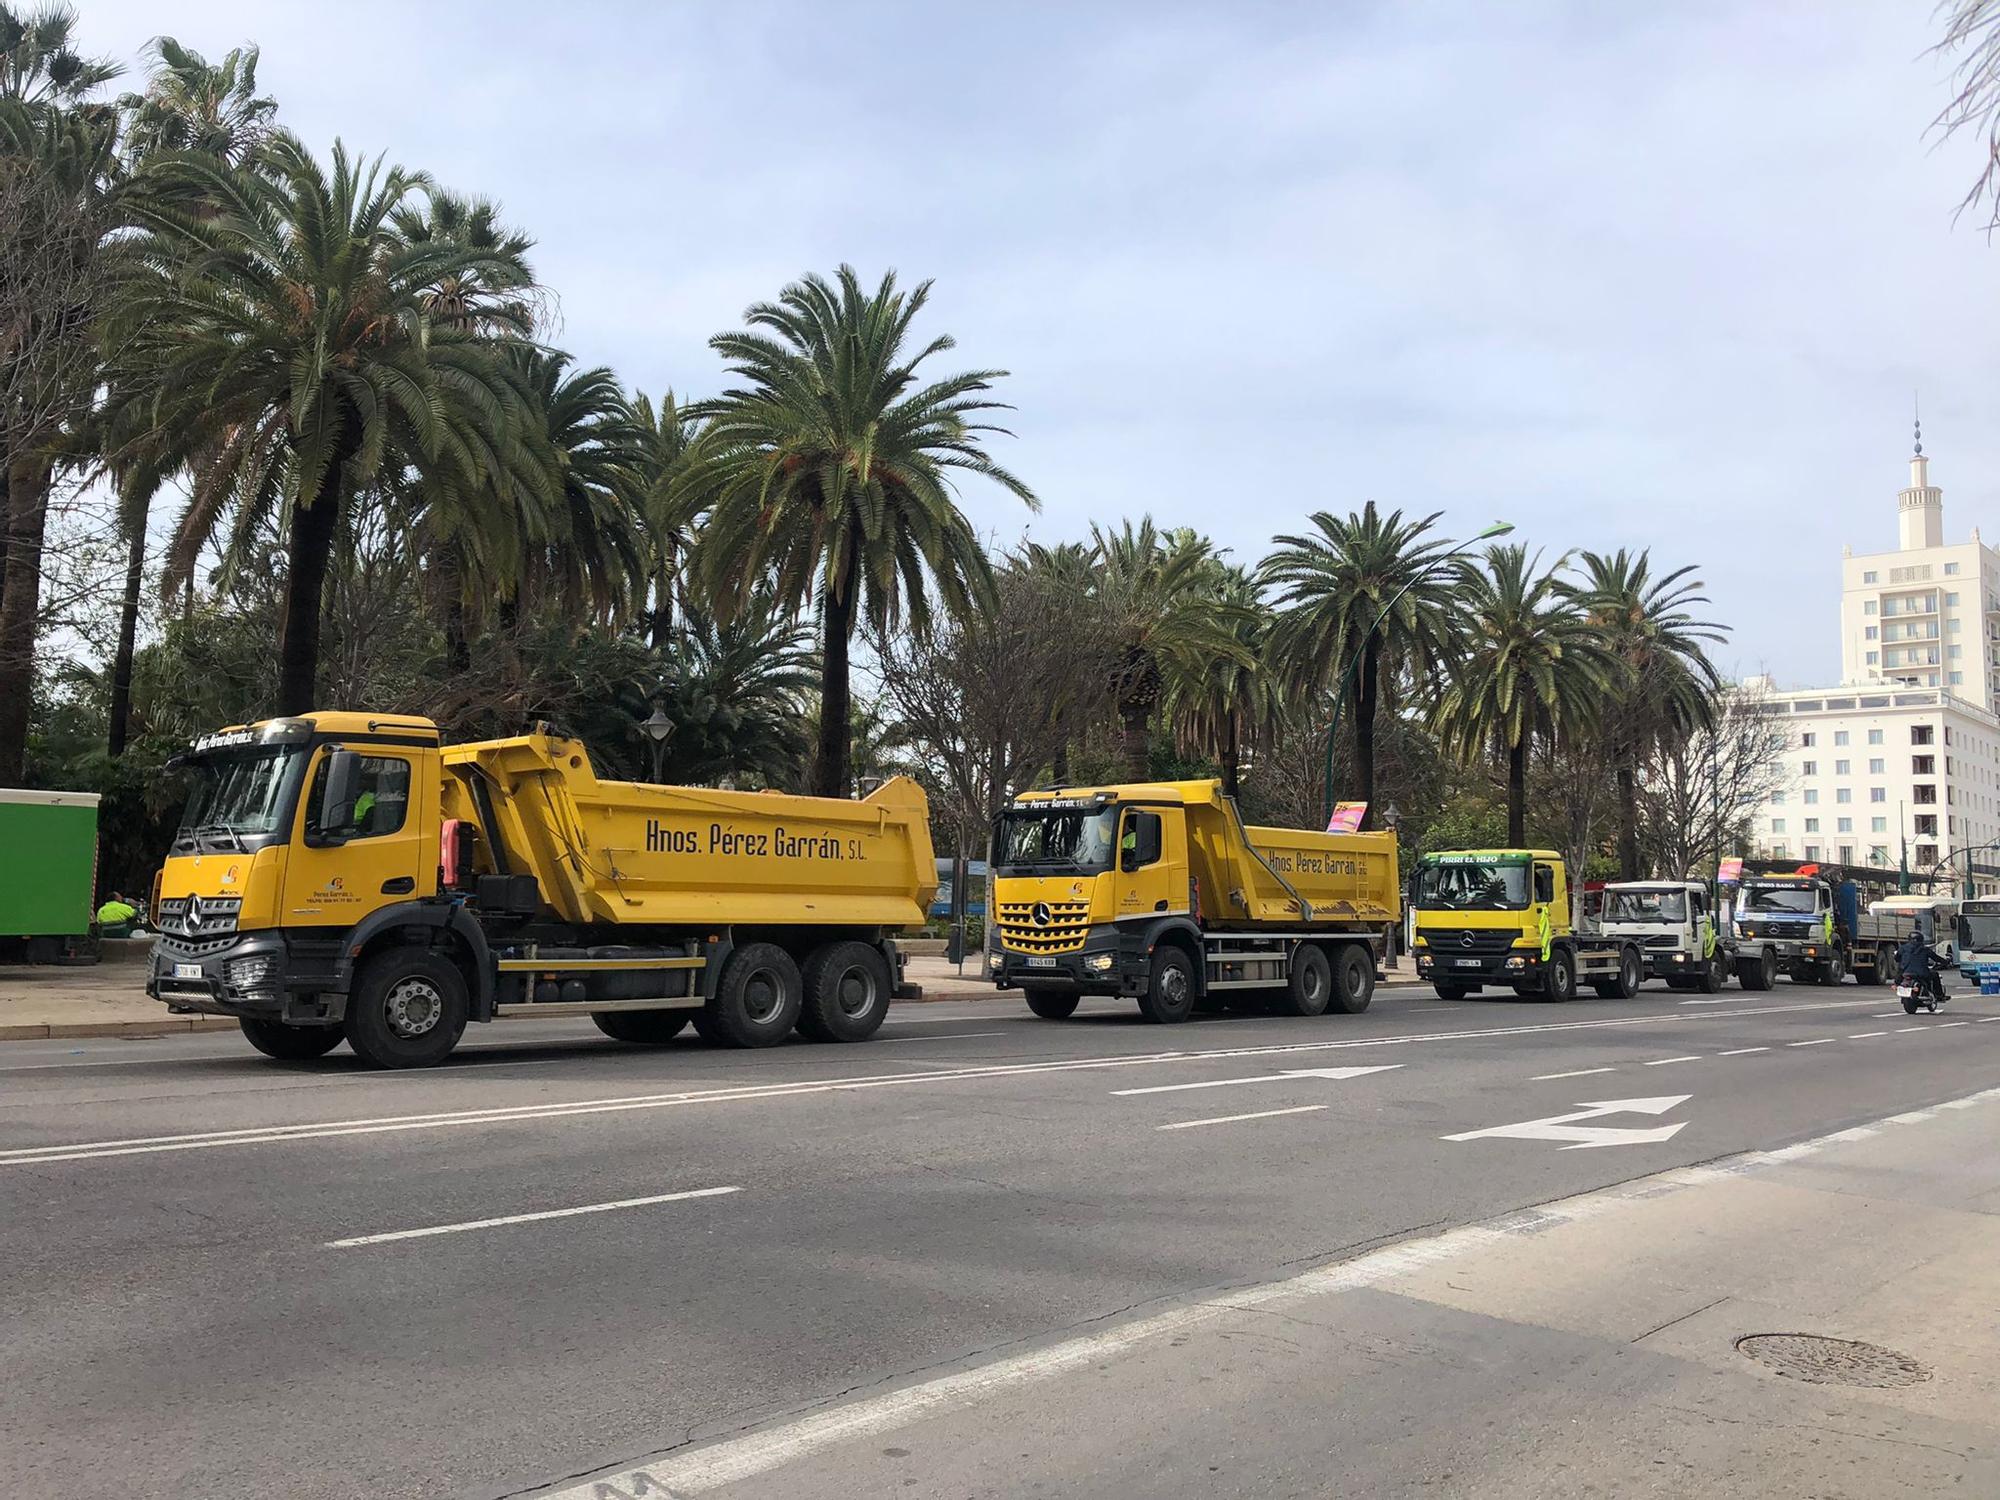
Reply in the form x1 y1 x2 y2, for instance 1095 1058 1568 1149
1736 1333 1931 1388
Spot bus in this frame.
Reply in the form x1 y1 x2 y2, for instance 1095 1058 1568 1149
1956 896 2000 985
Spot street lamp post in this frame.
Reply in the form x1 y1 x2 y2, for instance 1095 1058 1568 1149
641 704 675 785
1318 521 1514 829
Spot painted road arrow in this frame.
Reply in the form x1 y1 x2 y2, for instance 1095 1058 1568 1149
1442 1095 1692 1150
1112 1065 1403 1097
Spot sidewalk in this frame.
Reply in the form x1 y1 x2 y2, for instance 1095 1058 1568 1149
551 1084 2000 1499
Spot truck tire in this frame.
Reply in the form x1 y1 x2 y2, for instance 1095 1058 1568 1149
1329 943 1375 1014
1737 950 1775 991
1698 958 1725 994
1024 986 1079 1019
1592 946 1642 1000
1275 943 1332 1017
343 950 468 1069
1137 945 1196 1024
1544 948 1578 1002
797 941 892 1042
704 942 802 1047
1817 951 1846 987
592 1010 691 1044
239 1017 343 1061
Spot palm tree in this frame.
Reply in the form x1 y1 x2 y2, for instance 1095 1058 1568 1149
1261 503 1459 828
695 264 1036 798
628 389 702 650
1088 519 1252 780
1430 545 1622 846
510 348 643 625
0 4 116 105
1163 564 1276 799
654 599 818 787
113 134 547 713
1572 549 1724 879
101 36 278 756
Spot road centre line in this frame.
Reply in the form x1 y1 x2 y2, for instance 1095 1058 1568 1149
1849 1032 1888 1039
1717 1047 1768 1056
1532 1067 1616 1080
324 1185 739 1248
535 1083 2000 1500
1787 1038 1836 1047
881 1032 1004 1043
1644 1056 1702 1066
0 996 1951 1168
1112 1064 1399 1097
1156 1105 1325 1132
1935 1021 1970 1029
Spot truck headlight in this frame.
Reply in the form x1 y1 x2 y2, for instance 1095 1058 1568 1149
226 954 277 989
1086 953 1115 972
1506 955 1525 969
987 953 1002 972
1672 953 1686 964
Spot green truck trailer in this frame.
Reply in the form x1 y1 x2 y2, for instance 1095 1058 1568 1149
0 788 102 963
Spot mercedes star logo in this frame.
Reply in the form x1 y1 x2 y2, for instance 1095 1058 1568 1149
186 898 204 933
1459 931 1476 949
1031 902 1053 927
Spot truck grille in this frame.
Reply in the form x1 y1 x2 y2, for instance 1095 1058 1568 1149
996 901 1090 954
1421 929 1517 956
156 895 241 939
156 933 237 959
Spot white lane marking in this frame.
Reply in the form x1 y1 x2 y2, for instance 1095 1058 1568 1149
1935 1021 1970 1029
540 1086 2000 1500
880 1032 1005 1043
1156 1104 1326 1132
1531 1067 1616 1081
1979 1017 2000 1023
1871 1012 1905 1019
1643 1056 1703 1067
324 1185 740 1249
1894 1026 1927 1033
1787 1038 1835 1048
1678 998 1738 1006
1849 1032 1888 1039
0 997 1898 1168
1717 1047 1769 1056
1444 1095 1691 1150
1112 1064 1401 1097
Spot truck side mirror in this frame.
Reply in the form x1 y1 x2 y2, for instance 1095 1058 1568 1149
307 749 362 846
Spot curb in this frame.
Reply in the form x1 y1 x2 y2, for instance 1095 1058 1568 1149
0 1017 240 1041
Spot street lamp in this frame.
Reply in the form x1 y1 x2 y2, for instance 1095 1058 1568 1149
1319 520 1514 827
641 704 675 784
1380 802 1402 835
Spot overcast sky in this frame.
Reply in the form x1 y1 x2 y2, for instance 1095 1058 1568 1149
70 0 2000 687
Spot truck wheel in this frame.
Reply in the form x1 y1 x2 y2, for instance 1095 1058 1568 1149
705 942 802 1047
1737 950 1775 991
1276 943 1332 1017
1544 949 1578 1002
1817 952 1846 987
1024 986 1080 1019
1698 958 1725 994
343 951 468 1069
1137 946 1196 1024
239 1017 343 1061
592 1010 691 1044
1329 944 1375 1014
797 941 892 1042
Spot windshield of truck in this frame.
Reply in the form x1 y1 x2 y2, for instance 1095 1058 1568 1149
1957 905 2000 954
994 806 1120 874
1416 859 1531 910
1743 884 1818 914
173 748 306 853
1605 889 1688 924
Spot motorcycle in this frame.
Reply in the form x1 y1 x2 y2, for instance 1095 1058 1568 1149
1897 953 1951 1015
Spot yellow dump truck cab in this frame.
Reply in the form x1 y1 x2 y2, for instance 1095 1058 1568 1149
987 780 1399 1023
148 712 936 1068
1411 849 1644 1002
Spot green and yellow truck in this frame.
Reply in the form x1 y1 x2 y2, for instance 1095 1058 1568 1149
986 779 1400 1022
1411 849 1645 1001
0 788 101 963
147 712 937 1067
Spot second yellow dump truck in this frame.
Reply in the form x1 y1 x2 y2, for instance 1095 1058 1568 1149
147 713 936 1067
987 780 1400 1021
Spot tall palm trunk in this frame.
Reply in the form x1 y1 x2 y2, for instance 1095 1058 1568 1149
1507 738 1528 847
436 545 471 677
1221 714 1241 801
277 475 343 715
0 455 55 786
812 550 858 799
1118 698 1150 781
649 548 676 652
1613 746 1641 879
107 521 146 756
1353 629 1383 829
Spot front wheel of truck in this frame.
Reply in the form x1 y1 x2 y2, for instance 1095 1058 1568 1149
797 942 891 1042
1736 950 1776 991
1024 986 1080 1019
239 1017 343 1061
1137 946 1197 1024
344 951 468 1069
1544 949 1578 1002
705 942 802 1047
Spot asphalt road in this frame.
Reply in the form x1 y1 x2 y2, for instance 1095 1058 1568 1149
2 974 1996 1498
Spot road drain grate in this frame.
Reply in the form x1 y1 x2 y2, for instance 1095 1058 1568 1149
1736 1333 1931 1388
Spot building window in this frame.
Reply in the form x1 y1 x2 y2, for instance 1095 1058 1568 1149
1916 814 1938 835
1951 644 1963 659
1802 760 1817 775
1868 729 1883 744
1867 651 1879 666
1834 731 1850 746
1869 844 1890 864
1952 671 1965 684
1771 818 1786 834
1868 757 1884 773
1913 725 1935 745
1805 844 1822 861
1951 618 1963 633
1948 591 1961 605
1800 733 1816 748
1804 818 1820 833
1838 845 1854 863
1946 562 1961 575
1771 791 1786 804
1917 843 1938 865
1871 816 1887 833
1914 755 1935 775
1864 626 1878 641
1865 601 1877 616
1837 817 1853 833
1804 790 1819 804
1864 571 1879 583
1871 787 1886 803
1836 788 1852 803
1834 758 1850 774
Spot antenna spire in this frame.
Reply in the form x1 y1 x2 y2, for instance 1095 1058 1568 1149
1914 390 1923 457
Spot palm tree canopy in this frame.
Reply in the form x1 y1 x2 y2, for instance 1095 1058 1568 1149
0 3 117 105
693 263 1035 634
117 36 274 164
1571 547 1725 747
514 347 644 621
1430 544 1624 761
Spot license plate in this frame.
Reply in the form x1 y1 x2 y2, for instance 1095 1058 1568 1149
174 962 203 980
1453 958 1484 969
1025 955 1058 968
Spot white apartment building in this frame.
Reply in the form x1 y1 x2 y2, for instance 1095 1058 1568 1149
1749 431 2000 892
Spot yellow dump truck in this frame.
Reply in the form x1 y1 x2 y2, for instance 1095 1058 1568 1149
1411 849 1644 1001
147 713 936 1067
987 779 1399 1022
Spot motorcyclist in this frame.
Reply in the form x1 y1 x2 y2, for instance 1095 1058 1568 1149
1896 927 1950 1006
